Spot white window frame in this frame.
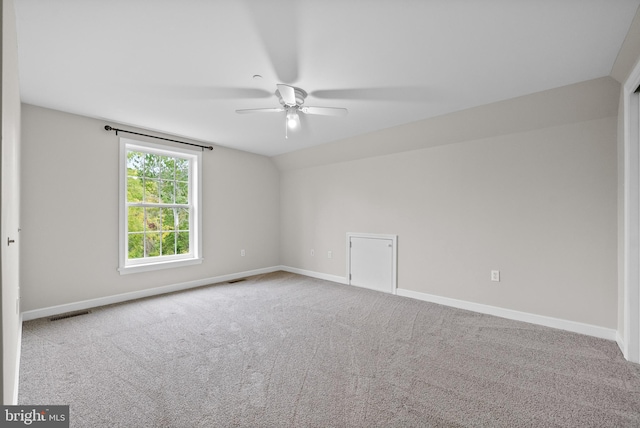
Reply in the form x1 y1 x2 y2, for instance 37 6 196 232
118 137 202 274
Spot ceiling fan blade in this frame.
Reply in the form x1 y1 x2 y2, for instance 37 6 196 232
309 86 431 102
245 0 299 84
236 108 285 114
193 87 273 100
277 84 297 107
299 106 348 117
130 85 274 101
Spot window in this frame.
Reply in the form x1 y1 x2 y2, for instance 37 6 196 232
119 138 202 274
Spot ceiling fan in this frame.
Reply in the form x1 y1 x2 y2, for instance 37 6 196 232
236 84 348 138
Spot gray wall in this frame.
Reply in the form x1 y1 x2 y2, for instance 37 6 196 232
1 0 22 404
277 77 619 329
19 78 622 332
20 104 280 312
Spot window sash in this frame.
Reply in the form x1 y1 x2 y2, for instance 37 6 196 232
125 203 193 262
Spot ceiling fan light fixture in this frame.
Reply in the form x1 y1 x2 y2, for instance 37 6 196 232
286 109 299 129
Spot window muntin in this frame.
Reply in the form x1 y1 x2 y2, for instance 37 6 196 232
119 138 201 273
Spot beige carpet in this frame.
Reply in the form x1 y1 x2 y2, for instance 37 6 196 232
18 271 640 427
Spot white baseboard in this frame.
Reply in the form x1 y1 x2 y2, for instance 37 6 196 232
20 266 618 344
616 332 626 357
275 268 617 342
21 266 282 321
278 266 348 285
396 288 617 341
12 313 23 405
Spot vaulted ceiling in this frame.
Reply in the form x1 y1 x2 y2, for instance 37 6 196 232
14 0 640 156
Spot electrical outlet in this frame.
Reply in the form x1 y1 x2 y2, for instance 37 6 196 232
310 249 314 256
328 250 333 259
241 249 245 257
491 270 500 282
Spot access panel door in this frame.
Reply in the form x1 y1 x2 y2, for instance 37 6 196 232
348 234 397 294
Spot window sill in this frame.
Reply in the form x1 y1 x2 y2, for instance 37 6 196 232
118 258 202 275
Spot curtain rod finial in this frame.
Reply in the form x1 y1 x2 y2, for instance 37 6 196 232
104 125 113 131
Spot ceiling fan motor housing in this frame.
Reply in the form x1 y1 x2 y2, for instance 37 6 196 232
277 86 307 107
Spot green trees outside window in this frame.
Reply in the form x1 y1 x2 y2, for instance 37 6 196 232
126 151 191 260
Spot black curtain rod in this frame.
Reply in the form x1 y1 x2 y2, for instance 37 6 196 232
104 125 214 151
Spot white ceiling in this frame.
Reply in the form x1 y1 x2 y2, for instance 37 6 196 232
13 0 640 156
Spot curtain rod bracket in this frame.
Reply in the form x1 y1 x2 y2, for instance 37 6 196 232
104 125 214 151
